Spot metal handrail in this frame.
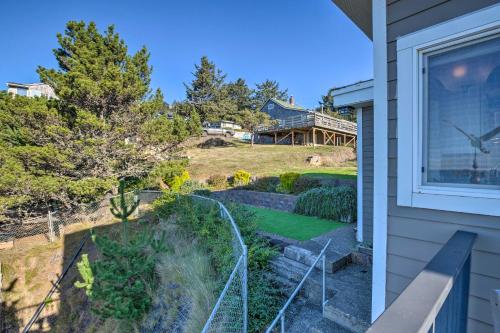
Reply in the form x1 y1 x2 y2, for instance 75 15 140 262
265 239 332 333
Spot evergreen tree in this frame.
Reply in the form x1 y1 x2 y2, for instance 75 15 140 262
253 80 289 109
38 21 152 120
184 56 229 122
226 78 254 111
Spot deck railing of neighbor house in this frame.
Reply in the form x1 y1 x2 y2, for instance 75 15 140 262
367 230 477 333
265 239 332 333
255 112 357 135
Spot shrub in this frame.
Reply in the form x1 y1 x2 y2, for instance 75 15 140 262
278 172 300 193
232 169 251 187
207 174 228 189
146 159 190 191
294 186 356 223
246 176 280 192
154 196 284 333
292 176 322 194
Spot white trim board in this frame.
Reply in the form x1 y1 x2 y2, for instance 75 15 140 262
356 107 364 243
371 0 388 323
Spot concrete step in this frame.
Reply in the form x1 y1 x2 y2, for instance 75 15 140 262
270 256 336 305
323 303 370 333
283 244 351 274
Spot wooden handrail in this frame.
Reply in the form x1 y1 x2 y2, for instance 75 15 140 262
367 231 476 333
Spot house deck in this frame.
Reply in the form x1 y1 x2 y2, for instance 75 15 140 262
255 112 357 146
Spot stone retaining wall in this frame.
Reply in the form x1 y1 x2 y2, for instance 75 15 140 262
211 189 297 212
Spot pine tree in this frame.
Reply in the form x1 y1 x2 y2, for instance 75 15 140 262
38 21 152 120
253 80 289 109
184 56 228 121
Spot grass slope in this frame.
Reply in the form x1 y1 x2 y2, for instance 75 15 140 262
247 205 345 241
184 139 356 181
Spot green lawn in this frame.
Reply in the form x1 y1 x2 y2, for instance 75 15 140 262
247 205 345 241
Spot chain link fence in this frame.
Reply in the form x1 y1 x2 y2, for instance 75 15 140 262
191 195 248 333
1 191 247 333
0 191 156 249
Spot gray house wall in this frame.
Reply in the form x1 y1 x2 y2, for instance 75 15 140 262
261 99 307 120
362 106 374 244
385 1 500 332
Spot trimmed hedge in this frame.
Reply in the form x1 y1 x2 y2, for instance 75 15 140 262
294 186 356 223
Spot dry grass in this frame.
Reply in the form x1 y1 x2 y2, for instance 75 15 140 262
182 138 357 180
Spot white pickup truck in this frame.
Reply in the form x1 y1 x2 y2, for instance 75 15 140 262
202 122 235 137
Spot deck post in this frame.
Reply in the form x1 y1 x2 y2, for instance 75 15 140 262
274 132 277 144
291 131 294 146
313 128 316 147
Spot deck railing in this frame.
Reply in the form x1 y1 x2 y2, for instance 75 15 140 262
255 112 357 135
367 230 476 333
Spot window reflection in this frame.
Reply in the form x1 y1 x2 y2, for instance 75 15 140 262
424 35 500 188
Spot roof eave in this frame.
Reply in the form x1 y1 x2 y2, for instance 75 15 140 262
331 0 372 40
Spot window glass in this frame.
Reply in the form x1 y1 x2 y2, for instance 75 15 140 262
268 103 274 110
16 88 27 96
423 35 500 189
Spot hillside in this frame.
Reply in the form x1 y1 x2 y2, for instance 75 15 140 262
182 138 357 181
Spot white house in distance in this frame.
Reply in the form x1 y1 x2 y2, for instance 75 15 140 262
6 82 57 99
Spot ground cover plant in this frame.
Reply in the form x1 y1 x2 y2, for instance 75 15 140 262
294 186 357 223
153 194 286 333
232 169 251 186
246 205 344 241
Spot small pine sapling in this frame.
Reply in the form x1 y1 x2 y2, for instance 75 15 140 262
110 179 140 245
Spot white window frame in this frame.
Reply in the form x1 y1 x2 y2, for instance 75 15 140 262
397 4 500 217
267 103 274 110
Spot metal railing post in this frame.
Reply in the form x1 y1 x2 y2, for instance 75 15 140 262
322 254 326 315
48 210 54 242
243 244 248 333
281 314 285 333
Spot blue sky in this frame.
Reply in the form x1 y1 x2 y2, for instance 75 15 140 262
0 0 372 108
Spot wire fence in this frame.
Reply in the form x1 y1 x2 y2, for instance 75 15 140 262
0 191 154 249
1 191 248 333
191 195 248 333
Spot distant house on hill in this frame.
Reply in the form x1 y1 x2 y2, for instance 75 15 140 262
259 96 307 120
6 82 57 99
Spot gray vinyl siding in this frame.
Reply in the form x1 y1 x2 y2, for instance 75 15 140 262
385 1 500 332
261 100 307 120
362 106 374 244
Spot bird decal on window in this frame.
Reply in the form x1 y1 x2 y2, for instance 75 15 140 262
444 120 500 154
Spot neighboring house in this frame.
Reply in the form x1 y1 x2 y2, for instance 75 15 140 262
6 82 57 99
331 80 374 247
331 1 500 332
220 120 242 130
260 96 308 120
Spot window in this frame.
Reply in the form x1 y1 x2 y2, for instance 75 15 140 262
397 4 500 216
267 103 274 110
423 35 500 189
16 88 27 96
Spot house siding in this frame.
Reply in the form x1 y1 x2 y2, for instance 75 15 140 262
362 106 374 244
261 100 307 120
385 1 500 332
